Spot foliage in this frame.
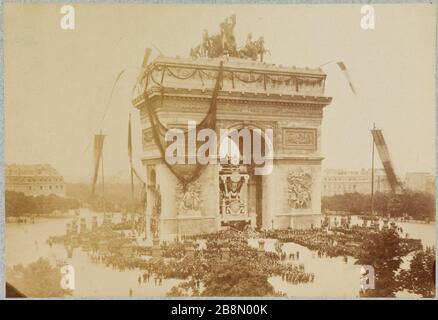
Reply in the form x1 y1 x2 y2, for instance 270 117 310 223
167 279 200 297
356 229 404 297
322 191 435 220
398 247 436 298
202 258 275 297
5 191 80 217
6 258 72 298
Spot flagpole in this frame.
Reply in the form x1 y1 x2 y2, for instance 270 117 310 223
101 132 105 215
371 123 376 215
131 167 134 204
318 60 336 68
129 114 135 212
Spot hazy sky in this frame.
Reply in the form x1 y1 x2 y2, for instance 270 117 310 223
4 3 436 181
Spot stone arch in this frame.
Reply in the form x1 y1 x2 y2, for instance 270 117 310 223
218 122 271 229
218 121 275 167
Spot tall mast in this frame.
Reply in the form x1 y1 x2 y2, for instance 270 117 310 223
370 123 375 215
130 118 134 209
128 114 135 212
101 131 105 214
131 166 134 206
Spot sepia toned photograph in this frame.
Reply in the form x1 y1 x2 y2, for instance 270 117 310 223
2 2 436 299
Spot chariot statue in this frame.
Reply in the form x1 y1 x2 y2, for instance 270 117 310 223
190 15 268 62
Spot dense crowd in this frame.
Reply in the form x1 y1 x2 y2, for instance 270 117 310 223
79 227 316 295
264 225 422 259
47 214 425 296
281 263 314 284
264 228 356 258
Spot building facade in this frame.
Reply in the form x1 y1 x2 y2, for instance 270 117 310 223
133 56 332 238
5 164 66 197
322 168 391 196
405 172 435 194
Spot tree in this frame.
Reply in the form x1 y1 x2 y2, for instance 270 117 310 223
202 258 275 297
322 191 435 220
6 258 72 297
398 247 435 298
387 194 403 217
5 191 80 217
356 229 404 297
401 191 435 221
373 192 389 215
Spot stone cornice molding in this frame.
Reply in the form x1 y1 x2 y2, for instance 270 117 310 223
146 56 326 78
133 89 332 109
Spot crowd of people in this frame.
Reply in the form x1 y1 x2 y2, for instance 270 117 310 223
264 224 422 259
78 227 317 294
265 228 356 258
46 212 426 296
137 270 164 286
281 263 314 284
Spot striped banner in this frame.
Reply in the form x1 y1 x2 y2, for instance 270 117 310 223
371 129 402 193
91 134 105 197
337 61 356 95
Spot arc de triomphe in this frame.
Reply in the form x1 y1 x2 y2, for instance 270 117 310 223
132 55 332 239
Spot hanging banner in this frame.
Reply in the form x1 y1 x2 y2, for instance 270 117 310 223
337 61 356 95
145 62 224 185
128 116 133 165
91 134 105 197
371 129 402 192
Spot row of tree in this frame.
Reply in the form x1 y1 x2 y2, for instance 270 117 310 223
322 191 435 220
5 182 146 217
5 191 80 217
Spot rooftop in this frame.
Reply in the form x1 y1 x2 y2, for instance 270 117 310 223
147 55 326 77
5 164 62 177
133 55 331 106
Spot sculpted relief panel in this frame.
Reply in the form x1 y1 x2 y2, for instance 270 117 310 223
176 181 202 216
286 168 313 210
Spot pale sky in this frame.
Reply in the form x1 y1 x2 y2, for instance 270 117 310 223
4 3 436 181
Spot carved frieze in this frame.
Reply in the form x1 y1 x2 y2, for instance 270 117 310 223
283 128 317 150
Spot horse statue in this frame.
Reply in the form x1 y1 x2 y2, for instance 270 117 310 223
190 15 269 61
238 34 269 61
